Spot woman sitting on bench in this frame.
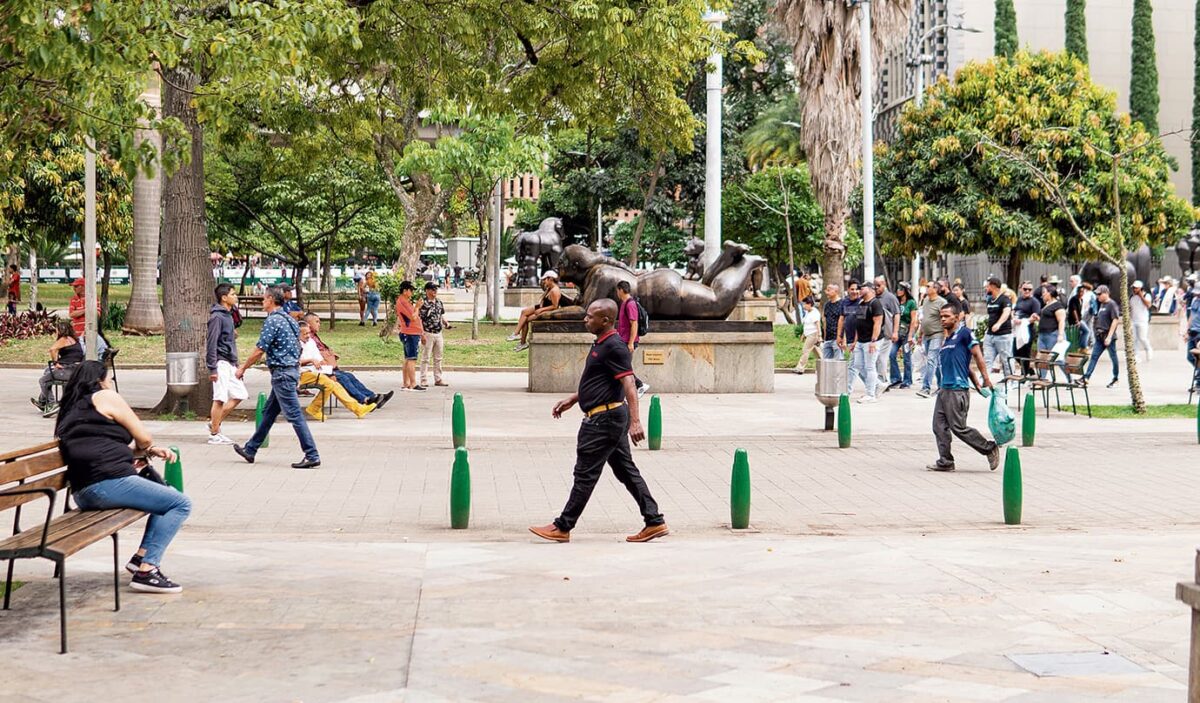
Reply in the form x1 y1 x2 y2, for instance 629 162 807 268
30 320 84 417
56 361 192 594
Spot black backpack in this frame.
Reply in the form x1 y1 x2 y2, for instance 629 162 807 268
629 297 649 335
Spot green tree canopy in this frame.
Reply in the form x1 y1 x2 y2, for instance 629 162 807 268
875 51 1191 276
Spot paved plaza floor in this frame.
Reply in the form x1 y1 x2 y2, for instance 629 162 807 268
0 360 1197 701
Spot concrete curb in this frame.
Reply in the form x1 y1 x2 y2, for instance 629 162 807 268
0 362 529 372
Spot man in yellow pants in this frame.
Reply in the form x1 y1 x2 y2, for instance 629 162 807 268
298 322 376 421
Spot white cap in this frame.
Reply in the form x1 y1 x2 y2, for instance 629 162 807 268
1133 280 1144 288
541 270 558 280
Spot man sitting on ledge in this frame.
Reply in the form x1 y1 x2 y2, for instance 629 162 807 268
508 270 561 352
303 313 393 409
298 321 377 421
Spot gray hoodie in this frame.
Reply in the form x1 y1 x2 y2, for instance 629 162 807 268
206 304 238 372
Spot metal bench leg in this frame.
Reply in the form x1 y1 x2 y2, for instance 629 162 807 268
112 533 120 612
58 558 67 654
3 558 13 609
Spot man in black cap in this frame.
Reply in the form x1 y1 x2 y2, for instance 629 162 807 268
529 299 669 543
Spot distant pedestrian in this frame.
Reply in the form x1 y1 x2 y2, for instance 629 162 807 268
873 276 900 386
1185 281 1200 367
928 303 1000 472
916 280 945 398
365 270 380 326
529 299 668 544
615 280 650 396
418 281 450 388
396 280 424 390
1036 284 1067 378
206 283 246 445
837 280 862 352
1012 281 1041 374
887 282 917 389
1068 282 1093 351
793 297 822 374
1082 285 1121 388
7 263 20 314
981 275 1013 380
355 274 367 326
819 283 843 359
848 282 883 403
232 286 321 469
1129 280 1153 361
453 262 464 288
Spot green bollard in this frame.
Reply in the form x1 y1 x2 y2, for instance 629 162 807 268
648 395 662 451
730 448 750 529
164 446 183 492
452 393 467 449
1003 446 1023 525
255 391 269 448
1022 393 1036 447
450 447 471 529
837 393 851 448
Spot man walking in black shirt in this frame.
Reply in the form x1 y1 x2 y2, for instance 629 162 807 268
530 299 668 543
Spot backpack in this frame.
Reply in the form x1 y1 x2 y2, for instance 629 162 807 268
625 297 649 335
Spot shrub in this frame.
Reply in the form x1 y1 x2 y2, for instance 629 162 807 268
0 310 58 344
102 302 126 331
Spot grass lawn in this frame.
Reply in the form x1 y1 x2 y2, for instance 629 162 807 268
23 283 134 310
0 581 21 597
1080 404 1198 419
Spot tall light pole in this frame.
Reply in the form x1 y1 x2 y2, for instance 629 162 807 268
857 0 876 282
908 19 980 291
703 10 726 268
84 137 98 360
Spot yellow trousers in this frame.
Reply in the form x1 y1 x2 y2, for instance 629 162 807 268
299 371 371 418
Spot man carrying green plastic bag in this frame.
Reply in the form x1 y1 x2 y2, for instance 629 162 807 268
928 302 1002 472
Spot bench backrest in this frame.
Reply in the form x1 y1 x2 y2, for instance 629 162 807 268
0 440 68 513
1064 353 1088 375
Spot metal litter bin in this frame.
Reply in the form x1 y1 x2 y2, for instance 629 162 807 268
166 351 199 398
815 358 848 430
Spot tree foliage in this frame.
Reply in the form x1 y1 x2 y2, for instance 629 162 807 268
876 51 1191 267
1129 0 1160 134
609 218 689 268
1065 0 1088 65
994 0 1018 58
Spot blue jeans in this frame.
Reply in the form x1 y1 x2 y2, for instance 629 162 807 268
333 369 373 403
889 340 912 386
820 340 842 360
244 366 319 461
1038 331 1064 378
1084 334 1119 381
848 343 879 398
921 336 943 391
982 333 1013 378
366 291 380 323
399 333 420 360
74 475 192 567
1076 321 1092 350
1187 330 1200 365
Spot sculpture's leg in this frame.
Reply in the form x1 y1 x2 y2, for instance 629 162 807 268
705 256 766 317
700 241 750 287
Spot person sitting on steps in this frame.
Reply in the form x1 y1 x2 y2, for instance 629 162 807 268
510 270 562 351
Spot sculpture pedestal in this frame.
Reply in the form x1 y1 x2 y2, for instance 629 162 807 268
528 320 775 394
726 297 778 322
1151 314 1183 351
504 287 544 308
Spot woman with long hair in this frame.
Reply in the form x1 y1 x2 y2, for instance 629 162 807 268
364 270 380 326
55 361 191 593
31 319 84 416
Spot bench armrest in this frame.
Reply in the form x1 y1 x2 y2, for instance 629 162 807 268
0 487 58 553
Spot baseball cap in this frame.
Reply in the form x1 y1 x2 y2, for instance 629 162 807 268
424 281 438 290
71 278 85 287
1133 280 1144 288
541 270 558 280
1095 284 1110 295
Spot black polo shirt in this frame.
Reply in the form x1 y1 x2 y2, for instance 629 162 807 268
578 330 634 412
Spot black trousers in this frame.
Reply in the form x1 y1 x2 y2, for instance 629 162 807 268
932 389 996 466
554 405 664 532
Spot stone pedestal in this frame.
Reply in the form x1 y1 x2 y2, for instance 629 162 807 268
1150 315 1183 351
528 320 775 394
726 297 777 322
504 287 545 308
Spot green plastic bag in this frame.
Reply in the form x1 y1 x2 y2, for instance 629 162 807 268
987 385 1016 446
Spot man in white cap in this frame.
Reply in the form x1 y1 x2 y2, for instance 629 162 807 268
1129 280 1153 361
508 269 562 351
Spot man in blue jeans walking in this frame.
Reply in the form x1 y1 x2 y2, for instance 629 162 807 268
232 286 321 469
1082 285 1121 388
915 280 946 398
819 283 844 359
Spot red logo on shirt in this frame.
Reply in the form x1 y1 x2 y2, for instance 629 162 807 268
591 351 599 358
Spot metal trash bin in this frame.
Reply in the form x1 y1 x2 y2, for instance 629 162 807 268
166 351 199 398
815 358 848 430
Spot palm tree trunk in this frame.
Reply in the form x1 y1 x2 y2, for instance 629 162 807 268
124 78 165 335
821 209 847 293
153 65 214 415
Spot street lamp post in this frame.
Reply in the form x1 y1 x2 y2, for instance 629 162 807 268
857 0 875 282
703 10 726 269
84 137 98 360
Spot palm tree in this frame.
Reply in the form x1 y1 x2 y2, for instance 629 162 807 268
123 77 165 334
742 96 805 170
776 0 912 286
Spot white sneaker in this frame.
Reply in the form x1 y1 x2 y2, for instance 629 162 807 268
208 433 234 445
514 342 529 352
637 382 650 399
856 395 877 404
506 334 520 341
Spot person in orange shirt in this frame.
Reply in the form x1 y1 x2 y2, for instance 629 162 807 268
395 280 425 391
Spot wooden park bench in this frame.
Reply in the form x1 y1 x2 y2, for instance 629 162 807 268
1175 549 1199 701
0 440 147 653
237 295 264 314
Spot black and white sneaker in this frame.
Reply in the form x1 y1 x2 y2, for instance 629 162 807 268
125 554 143 574
131 567 182 594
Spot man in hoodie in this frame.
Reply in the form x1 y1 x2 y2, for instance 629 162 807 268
207 283 247 444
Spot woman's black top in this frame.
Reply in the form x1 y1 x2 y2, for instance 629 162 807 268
1068 295 1083 325
1038 300 1064 333
58 392 136 492
57 339 84 366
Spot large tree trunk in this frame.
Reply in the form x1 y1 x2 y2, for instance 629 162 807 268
5 243 17 268
1005 250 1023 291
821 209 847 292
1116 253 1146 412
154 66 214 415
28 248 38 311
323 235 335 330
124 77 165 335
100 249 112 314
628 152 664 268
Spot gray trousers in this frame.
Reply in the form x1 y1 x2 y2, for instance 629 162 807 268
932 389 995 466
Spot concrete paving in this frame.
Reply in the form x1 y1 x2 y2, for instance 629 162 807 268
0 359 1197 701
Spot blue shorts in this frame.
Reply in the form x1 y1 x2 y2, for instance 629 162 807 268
400 333 420 360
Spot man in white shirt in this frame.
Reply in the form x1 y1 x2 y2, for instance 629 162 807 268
298 322 376 421
1129 280 1153 361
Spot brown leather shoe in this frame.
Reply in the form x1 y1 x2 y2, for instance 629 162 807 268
529 524 570 542
626 524 670 543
